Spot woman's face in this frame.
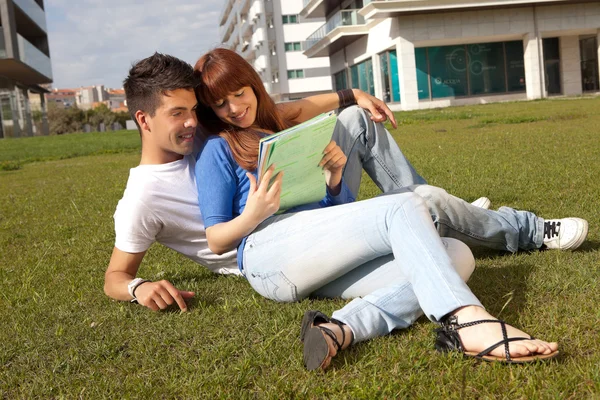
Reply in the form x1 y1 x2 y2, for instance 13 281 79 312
210 86 258 129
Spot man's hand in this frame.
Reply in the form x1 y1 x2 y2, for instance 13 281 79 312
319 140 347 195
353 89 398 129
134 280 195 312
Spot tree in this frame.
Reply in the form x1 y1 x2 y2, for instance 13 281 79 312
47 103 84 135
89 104 116 129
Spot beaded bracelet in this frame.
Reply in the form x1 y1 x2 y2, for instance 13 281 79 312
336 89 356 109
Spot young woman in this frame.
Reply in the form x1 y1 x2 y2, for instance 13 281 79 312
193 48 559 369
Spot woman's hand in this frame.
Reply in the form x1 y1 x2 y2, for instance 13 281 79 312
353 89 398 129
320 141 347 196
243 165 283 225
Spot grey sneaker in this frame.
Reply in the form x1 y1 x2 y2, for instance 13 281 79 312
471 197 491 210
543 218 588 250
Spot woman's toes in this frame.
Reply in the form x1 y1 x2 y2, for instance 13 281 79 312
512 341 535 357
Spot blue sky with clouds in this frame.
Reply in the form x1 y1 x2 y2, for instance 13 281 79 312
46 0 223 89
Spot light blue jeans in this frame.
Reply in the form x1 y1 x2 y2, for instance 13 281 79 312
243 193 483 342
332 106 427 195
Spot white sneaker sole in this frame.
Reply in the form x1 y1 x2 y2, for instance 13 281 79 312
560 218 589 250
471 197 491 210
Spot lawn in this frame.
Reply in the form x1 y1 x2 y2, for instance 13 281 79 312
1 97 599 398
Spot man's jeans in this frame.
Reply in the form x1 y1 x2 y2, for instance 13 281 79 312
333 106 545 253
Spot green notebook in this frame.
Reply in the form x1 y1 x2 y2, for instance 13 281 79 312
257 112 337 212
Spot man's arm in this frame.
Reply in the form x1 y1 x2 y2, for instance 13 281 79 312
277 89 398 128
104 247 194 311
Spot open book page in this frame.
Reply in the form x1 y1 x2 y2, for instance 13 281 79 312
257 112 337 211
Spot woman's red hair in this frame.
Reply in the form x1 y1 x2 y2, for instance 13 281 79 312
194 48 294 171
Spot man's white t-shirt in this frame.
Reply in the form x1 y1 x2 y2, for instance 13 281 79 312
113 154 240 276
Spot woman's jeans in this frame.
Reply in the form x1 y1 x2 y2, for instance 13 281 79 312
243 192 483 342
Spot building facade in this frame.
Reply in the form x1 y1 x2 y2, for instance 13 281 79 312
0 0 52 137
45 88 77 109
219 0 333 101
76 85 108 110
301 0 600 110
107 89 127 112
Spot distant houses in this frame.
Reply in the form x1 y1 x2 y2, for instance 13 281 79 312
43 86 128 113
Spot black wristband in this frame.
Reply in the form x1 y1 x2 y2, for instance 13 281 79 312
337 89 356 109
132 280 149 298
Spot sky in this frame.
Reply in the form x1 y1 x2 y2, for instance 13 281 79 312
46 0 224 89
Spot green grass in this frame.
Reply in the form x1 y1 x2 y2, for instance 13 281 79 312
1 97 599 398
0 130 141 170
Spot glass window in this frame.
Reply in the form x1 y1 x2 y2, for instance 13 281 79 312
351 59 375 95
350 65 359 90
366 59 374 95
284 42 301 52
358 62 369 95
468 42 506 95
334 70 347 91
580 36 599 92
380 50 400 102
287 70 303 79
505 41 526 92
415 48 430 100
283 15 298 24
429 45 468 98
380 53 391 102
543 38 561 95
389 50 400 102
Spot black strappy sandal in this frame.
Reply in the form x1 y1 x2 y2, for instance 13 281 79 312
300 310 330 342
302 310 353 370
435 316 560 363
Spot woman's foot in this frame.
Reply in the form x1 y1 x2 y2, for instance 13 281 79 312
438 306 559 362
303 314 353 370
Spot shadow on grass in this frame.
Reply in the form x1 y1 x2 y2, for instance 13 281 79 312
565 240 600 252
159 271 250 311
325 261 538 369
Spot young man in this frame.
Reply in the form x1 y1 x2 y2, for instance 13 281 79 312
104 53 588 312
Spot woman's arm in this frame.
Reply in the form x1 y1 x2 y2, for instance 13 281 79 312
277 89 398 128
205 167 283 254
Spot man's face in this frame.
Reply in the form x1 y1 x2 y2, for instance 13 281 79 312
144 88 198 162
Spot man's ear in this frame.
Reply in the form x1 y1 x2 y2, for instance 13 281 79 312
135 110 150 132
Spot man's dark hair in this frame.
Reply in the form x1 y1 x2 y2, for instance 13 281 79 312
123 52 197 130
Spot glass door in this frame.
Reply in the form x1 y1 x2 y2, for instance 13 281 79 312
543 38 561 95
580 36 599 92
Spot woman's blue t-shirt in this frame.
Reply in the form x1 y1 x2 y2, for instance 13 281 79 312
196 135 355 271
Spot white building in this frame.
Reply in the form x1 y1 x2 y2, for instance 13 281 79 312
301 0 600 110
219 0 333 101
76 85 108 110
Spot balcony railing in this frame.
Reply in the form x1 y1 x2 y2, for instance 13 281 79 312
0 31 52 80
17 33 52 79
304 9 365 50
363 0 392 5
13 0 47 32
